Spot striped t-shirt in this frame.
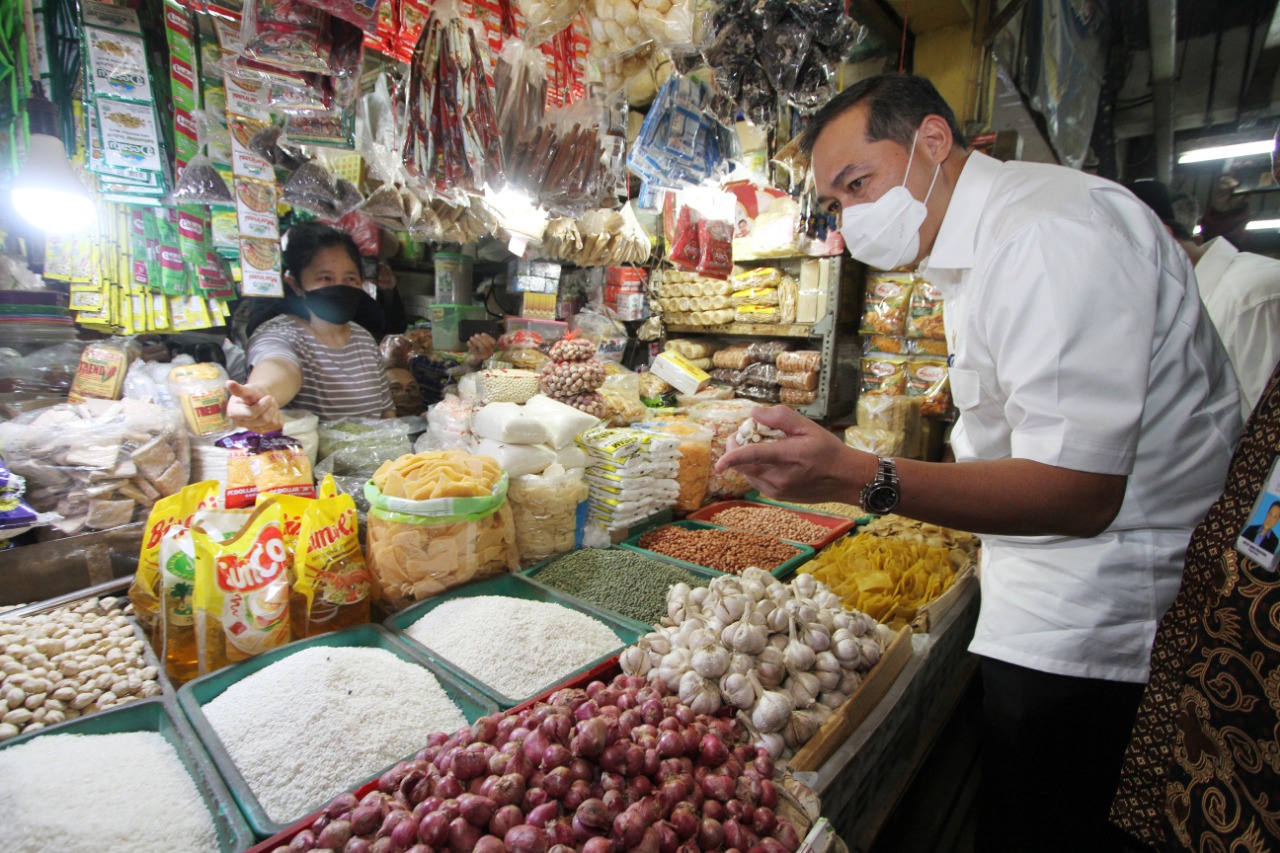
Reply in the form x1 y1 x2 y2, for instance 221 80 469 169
247 315 393 421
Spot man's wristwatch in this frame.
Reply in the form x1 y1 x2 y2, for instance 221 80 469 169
860 457 901 515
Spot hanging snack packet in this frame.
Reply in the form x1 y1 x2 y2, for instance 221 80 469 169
861 274 913 336
291 485 370 638
192 499 292 674
130 480 223 635
241 0 334 75
860 355 908 396
696 219 733 279
218 430 316 508
299 0 384 35
906 357 952 418
68 338 137 403
668 206 700 270
907 280 946 340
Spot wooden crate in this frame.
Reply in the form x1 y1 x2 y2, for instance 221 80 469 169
789 625 914 772
910 563 976 634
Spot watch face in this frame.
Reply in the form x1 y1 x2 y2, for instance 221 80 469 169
864 484 900 514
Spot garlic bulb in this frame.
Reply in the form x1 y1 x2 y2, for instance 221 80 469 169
815 667 841 692
860 637 881 667
751 687 794 733
801 623 831 652
783 709 821 748
679 670 721 715
765 606 790 634
839 670 862 695
655 648 691 690
620 645 651 676
757 646 786 689
818 689 847 710
727 652 756 675
793 573 817 597
784 637 816 674
786 671 820 707
760 732 786 760
691 643 730 679
813 703 835 724
713 593 747 625
814 650 841 674
832 629 859 663
723 618 768 655
720 671 756 709
689 586 710 606
648 633 673 656
741 577 767 601
768 633 789 651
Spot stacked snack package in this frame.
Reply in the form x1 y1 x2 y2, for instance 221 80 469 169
776 349 822 406
651 269 735 326
577 425 681 534
859 270 953 435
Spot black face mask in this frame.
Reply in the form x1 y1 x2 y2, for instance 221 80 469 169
303 285 363 324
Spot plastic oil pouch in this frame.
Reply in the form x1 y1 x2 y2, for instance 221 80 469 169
159 507 250 683
193 499 292 674
130 480 223 634
291 483 370 638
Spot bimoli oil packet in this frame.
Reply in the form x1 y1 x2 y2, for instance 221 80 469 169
158 507 250 684
263 475 340 566
291 481 370 639
130 480 222 634
193 499 291 675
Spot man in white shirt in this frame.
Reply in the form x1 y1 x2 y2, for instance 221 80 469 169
1128 178 1280 418
717 74 1241 851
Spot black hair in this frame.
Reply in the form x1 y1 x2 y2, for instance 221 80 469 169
1268 500 1280 514
281 221 362 284
798 74 968 156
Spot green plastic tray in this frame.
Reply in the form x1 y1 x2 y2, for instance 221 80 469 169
177 623 498 839
521 546 720 629
0 698 253 852
384 574 642 709
618 519 815 579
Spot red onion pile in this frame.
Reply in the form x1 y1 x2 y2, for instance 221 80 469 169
271 674 803 852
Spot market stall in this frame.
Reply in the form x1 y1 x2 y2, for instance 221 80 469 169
0 0 982 848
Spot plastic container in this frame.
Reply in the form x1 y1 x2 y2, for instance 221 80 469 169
689 499 856 549
634 420 713 512
689 399 762 499
619 519 816 579
504 316 569 343
429 304 487 351
177 624 497 839
520 546 720 628
433 251 474 303
384 574 642 708
0 698 254 852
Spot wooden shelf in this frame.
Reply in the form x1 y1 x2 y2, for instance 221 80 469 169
665 322 817 338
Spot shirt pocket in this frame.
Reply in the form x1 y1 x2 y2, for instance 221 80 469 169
949 367 981 411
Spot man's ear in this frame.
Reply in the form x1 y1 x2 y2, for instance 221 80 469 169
919 114 954 163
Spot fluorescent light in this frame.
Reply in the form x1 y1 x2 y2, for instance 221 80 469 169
1193 225 1202 236
1245 219 1280 231
1179 139 1276 164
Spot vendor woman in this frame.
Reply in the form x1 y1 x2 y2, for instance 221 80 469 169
227 221 394 432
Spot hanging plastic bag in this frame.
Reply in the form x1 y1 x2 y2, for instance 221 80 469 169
495 39 549 174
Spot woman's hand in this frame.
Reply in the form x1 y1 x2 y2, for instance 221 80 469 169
226 380 283 433
465 333 497 368
716 406 872 504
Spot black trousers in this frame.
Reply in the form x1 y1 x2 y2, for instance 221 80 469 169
976 656 1146 853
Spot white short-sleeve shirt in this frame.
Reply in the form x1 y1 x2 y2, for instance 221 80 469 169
921 152 1242 683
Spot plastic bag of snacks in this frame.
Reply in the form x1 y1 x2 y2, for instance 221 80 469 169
216 430 315 508
776 350 821 373
908 280 946 340
906 357 952 418
0 457 41 544
0 400 190 538
861 273 913 336
68 338 139 403
690 399 759 499
364 451 518 610
860 355 908 396
240 0 335 75
191 500 292 676
291 483 371 638
635 420 712 511
508 464 589 565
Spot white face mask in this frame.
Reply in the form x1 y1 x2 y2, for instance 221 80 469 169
838 129 941 270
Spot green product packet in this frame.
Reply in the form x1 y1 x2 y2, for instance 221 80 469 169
155 208 190 295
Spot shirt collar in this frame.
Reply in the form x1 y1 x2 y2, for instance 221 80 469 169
920 151 1003 274
1193 236 1238 297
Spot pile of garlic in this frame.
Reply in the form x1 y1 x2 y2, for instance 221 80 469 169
620 568 890 759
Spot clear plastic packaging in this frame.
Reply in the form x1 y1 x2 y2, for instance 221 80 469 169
495 39 549 175
779 387 817 406
736 383 780 403
860 355 908 396
515 0 587 45
742 362 780 387
844 425 905 457
775 350 821 372
240 0 334 75
689 398 758 499
508 464 589 565
172 155 235 205
634 420 712 511
712 345 754 370
743 340 792 364
777 369 819 391
167 363 232 436
299 0 385 34
0 400 191 537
